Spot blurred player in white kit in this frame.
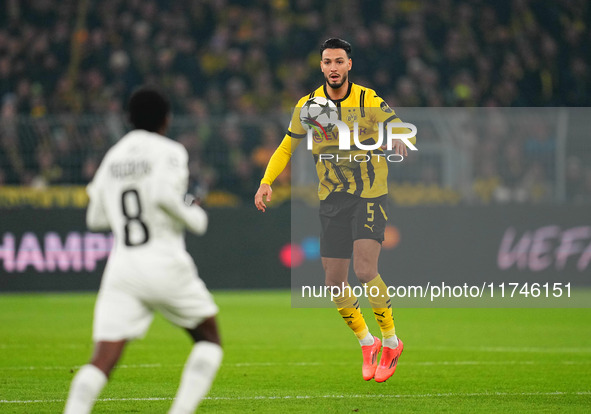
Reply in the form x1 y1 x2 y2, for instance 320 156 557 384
64 86 222 414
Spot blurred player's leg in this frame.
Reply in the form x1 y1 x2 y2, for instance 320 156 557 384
169 317 222 414
168 342 222 414
64 340 125 414
63 364 107 414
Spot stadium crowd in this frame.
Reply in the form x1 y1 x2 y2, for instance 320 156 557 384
0 0 590 204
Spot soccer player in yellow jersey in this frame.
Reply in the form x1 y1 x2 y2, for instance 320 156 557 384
255 38 415 382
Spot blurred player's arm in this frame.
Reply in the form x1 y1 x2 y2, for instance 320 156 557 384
155 147 208 235
86 173 111 231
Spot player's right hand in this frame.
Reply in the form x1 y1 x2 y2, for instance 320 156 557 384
254 183 272 212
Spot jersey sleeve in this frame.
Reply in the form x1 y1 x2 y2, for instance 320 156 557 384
368 92 416 145
260 132 303 186
260 98 308 186
154 145 208 235
86 165 111 231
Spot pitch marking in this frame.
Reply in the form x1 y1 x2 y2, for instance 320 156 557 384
1 391 590 404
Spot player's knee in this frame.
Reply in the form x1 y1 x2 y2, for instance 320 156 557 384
324 275 346 287
322 260 349 286
353 264 377 283
186 317 221 346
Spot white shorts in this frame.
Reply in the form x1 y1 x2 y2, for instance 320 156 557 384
93 253 218 342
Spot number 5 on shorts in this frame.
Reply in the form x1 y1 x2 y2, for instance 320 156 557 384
367 202 375 222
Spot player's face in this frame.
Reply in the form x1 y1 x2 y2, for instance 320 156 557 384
321 49 352 90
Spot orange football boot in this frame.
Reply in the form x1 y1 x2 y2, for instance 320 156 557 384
361 336 382 381
374 338 404 383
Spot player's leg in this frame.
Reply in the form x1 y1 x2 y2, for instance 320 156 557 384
352 195 403 382
90 340 128 374
321 195 374 347
324 256 381 380
353 239 403 382
168 317 222 414
320 193 380 380
63 340 127 414
65 285 153 414
185 314 220 344
353 238 398 340
324 256 371 341
353 239 396 335
157 271 222 414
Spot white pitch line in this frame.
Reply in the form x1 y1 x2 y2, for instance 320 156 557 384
231 360 591 367
414 345 591 353
1 391 590 404
1 360 590 371
0 344 88 349
0 363 174 371
2 343 591 353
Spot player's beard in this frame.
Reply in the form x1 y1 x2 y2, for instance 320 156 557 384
325 73 348 90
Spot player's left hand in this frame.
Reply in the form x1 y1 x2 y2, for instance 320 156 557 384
380 140 408 157
185 184 208 207
184 194 195 206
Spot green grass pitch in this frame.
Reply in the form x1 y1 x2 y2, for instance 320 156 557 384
0 290 590 413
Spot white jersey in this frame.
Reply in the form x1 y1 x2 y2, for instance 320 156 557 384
87 129 207 254
87 129 216 341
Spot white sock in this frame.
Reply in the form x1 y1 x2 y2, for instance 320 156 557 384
383 334 399 349
359 331 375 346
169 341 223 414
63 364 107 414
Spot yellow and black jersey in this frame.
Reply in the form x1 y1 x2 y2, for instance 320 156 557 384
261 82 416 200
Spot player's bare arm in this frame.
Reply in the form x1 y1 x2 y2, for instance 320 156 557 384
254 183 272 212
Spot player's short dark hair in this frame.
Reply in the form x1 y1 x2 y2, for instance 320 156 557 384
320 38 352 59
128 86 170 132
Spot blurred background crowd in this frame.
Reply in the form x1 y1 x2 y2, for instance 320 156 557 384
0 0 590 205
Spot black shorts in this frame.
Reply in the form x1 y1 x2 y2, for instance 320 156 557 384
319 192 389 259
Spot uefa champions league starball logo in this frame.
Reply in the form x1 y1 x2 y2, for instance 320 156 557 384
299 96 339 142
